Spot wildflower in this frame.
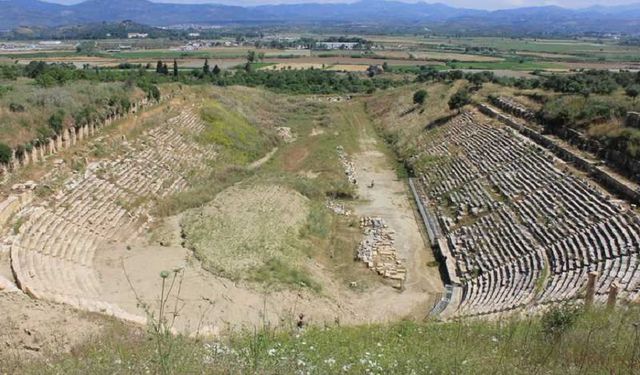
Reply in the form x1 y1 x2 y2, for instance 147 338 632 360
268 348 277 357
324 357 336 366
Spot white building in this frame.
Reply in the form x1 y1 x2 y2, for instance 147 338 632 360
127 33 149 39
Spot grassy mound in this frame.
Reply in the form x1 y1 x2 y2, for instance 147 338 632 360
181 184 317 289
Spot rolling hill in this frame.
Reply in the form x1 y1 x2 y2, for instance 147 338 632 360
0 0 639 34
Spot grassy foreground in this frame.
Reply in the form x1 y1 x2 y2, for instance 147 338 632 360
5 305 640 374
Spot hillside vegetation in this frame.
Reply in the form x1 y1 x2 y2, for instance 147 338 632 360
7 305 640 374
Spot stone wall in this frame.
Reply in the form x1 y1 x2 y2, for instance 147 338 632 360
490 96 536 121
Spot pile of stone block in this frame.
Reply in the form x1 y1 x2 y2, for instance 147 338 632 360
356 216 406 281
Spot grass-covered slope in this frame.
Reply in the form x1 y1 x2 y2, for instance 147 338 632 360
0 78 145 148
9 305 640 374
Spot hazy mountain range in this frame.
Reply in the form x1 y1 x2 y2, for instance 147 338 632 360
1 0 640 35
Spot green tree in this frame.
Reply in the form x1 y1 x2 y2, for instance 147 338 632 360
247 50 257 64
173 59 178 77
448 89 471 112
48 109 65 134
76 41 96 54
0 142 11 165
148 85 161 101
156 60 163 74
413 89 428 105
212 65 221 75
203 59 210 75
626 85 640 102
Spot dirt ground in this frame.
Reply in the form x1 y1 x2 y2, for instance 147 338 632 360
347 107 444 316
0 292 105 361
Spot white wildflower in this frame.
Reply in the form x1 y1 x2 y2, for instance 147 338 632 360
324 357 336 366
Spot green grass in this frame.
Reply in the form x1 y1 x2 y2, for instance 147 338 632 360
250 258 322 292
447 59 561 71
301 202 332 239
11 305 640 374
109 50 243 59
0 51 85 59
199 100 274 164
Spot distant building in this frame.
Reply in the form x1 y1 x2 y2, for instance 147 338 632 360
188 33 200 37
127 33 149 39
39 41 62 46
316 42 359 50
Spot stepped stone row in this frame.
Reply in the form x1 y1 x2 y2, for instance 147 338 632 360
7 109 216 322
412 111 640 317
356 217 406 282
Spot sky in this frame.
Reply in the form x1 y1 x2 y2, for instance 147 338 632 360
43 0 640 11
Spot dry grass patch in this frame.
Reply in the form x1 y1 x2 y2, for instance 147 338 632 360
181 184 316 288
409 51 504 62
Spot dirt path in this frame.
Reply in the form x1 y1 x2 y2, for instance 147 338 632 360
346 104 444 312
248 147 278 170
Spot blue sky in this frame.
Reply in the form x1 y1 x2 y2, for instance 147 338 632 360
44 0 640 11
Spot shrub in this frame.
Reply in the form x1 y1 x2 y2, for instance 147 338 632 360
48 109 65 134
8 103 25 112
413 89 428 105
0 84 13 97
626 85 640 101
0 142 12 164
148 85 161 101
541 304 582 338
448 89 471 111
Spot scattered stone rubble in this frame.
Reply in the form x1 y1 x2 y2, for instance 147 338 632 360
356 217 406 282
336 145 357 185
326 199 352 216
276 127 295 143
